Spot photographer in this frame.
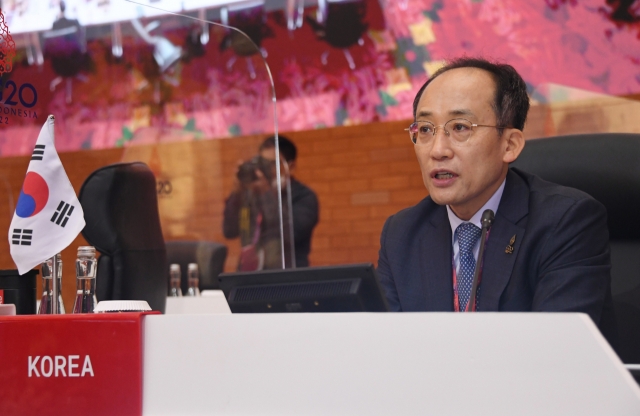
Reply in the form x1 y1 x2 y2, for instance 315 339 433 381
223 136 319 270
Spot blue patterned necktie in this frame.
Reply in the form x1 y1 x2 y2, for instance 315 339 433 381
456 222 482 311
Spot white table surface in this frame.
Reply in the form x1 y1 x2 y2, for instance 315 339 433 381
143 312 640 415
164 290 231 315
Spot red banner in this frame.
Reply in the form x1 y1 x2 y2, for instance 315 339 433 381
0 313 153 416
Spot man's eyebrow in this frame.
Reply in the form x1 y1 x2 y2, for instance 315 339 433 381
416 109 475 119
449 109 474 117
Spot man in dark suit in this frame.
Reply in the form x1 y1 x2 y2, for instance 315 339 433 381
378 58 613 334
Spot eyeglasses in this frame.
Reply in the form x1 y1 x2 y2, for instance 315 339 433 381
405 118 508 145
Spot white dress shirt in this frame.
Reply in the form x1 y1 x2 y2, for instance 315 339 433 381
447 179 506 276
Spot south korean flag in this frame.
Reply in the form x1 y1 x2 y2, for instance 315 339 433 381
8 115 85 275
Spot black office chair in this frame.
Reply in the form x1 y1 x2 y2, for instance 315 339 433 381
165 240 228 292
79 162 167 313
512 133 640 363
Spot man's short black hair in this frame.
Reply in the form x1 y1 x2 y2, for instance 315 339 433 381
412 57 530 131
260 135 297 162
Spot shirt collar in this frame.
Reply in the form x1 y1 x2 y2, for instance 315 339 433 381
447 178 506 235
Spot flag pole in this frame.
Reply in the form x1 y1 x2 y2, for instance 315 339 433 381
51 254 59 314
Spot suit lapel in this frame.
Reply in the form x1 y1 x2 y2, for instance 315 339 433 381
420 205 454 311
478 170 528 311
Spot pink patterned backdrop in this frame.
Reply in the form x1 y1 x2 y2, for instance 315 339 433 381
0 0 638 156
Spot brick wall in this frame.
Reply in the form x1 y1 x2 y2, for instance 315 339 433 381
288 120 426 267
118 121 432 271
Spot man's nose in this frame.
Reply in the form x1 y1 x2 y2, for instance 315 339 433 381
429 128 452 159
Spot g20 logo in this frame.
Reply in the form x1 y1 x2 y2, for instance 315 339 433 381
0 80 37 108
157 180 172 196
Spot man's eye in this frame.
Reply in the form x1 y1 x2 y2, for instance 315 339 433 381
451 123 469 132
419 125 434 134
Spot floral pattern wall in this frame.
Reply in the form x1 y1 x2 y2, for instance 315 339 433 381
0 0 638 156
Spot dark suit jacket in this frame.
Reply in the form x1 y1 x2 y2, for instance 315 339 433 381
378 168 616 338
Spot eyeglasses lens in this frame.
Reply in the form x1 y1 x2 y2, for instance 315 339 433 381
445 119 472 142
408 119 474 144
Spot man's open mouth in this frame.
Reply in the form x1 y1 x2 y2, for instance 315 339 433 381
435 172 455 179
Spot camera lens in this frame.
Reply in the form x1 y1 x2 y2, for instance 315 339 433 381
237 160 258 184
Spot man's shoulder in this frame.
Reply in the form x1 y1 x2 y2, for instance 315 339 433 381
384 195 440 232
510 168 606 222
513 168 603 209
291 178 318 198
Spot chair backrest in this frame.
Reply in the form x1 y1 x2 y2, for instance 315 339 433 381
165 240 228 292
79 162 167 313
512 133 640 362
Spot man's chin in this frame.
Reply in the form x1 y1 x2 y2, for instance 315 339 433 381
428 187 469 208
428 193 455 207
425 182 458 207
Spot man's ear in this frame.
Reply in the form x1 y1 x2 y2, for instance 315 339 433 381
502 128 525 164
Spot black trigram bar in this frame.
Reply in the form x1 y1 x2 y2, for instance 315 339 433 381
61 205 74 227
31 144 45 161
11 228 33 246
11 228 20 245
50 201 73 227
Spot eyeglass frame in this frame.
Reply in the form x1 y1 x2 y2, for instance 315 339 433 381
404 118 510 145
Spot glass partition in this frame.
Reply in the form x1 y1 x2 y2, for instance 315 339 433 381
118 0 294 271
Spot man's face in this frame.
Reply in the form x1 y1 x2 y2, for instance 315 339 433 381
259 147 276 162
259 147 296 173
414 67 521 220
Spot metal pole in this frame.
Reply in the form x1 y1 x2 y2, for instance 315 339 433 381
51 254 59 314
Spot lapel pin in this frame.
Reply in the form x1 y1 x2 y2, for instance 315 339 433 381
505 234 516 254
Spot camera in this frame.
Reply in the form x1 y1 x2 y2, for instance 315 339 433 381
236 156 274 185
